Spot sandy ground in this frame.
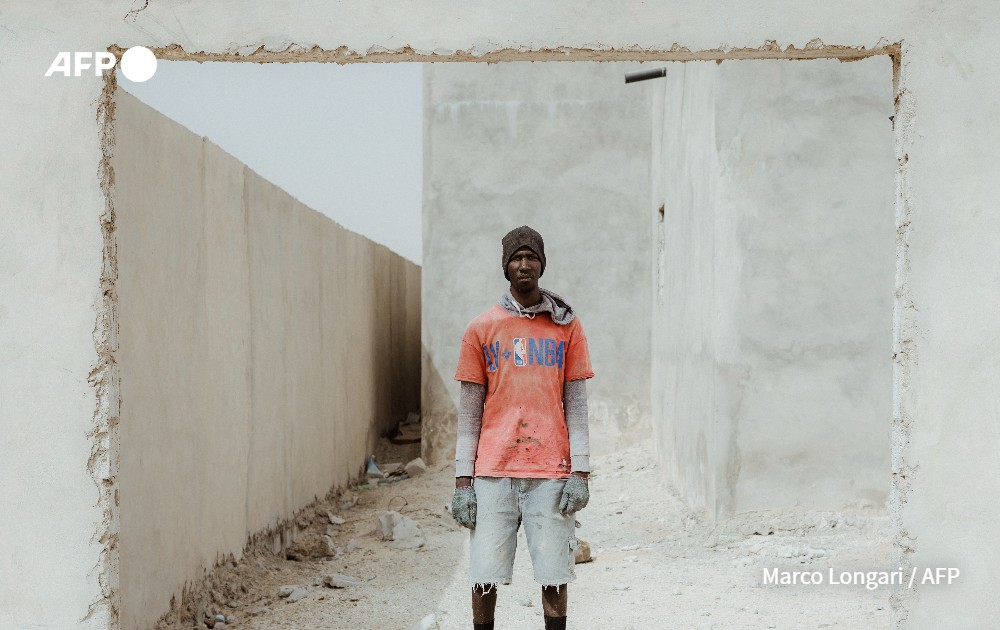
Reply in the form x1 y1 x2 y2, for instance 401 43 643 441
156 439 891 630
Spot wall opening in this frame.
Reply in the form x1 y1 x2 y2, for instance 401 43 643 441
99 42 910 629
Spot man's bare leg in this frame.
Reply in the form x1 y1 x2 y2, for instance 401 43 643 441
542 585 568 629
472 584 498 629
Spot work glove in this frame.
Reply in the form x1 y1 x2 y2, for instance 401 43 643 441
558 476 590 514
451 485 477 529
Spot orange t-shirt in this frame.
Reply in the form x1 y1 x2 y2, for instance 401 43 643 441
454 305 595 478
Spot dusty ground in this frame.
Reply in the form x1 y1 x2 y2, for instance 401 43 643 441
157 439 891 630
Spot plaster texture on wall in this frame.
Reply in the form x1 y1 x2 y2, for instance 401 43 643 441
0 28 117 630
421 62 654 466
650 58 896 519
112 92 420 630
4 2 1000 627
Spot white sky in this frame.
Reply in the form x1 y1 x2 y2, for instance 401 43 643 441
119 61 424 264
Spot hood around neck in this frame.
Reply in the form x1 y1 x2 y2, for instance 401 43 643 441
499 288 575 325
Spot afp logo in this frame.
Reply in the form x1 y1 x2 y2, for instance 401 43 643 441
45 46 157 82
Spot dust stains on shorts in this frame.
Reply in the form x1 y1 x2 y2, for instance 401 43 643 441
468 477 577 587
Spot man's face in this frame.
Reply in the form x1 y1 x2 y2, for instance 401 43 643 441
507 246 542 293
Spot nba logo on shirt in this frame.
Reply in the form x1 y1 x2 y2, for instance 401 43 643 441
513 338 527 366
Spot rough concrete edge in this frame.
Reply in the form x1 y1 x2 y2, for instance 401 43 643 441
96 36 906 627
151 473 366 629
888 40 917 629
109 37 894 64
85 67 121 627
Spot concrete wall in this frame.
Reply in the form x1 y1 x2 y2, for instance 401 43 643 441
4 2 1000 628
421 62 653 465
112 92 420 630
650 58 896 519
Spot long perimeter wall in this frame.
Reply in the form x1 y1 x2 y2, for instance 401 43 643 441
112 92 421 630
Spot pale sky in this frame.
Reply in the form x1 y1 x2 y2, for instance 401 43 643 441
119 61 424 264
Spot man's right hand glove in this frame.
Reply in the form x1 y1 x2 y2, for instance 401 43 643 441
451 485 477 529
558 475 590 514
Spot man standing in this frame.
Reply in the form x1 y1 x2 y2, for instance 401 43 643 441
451 226 594 630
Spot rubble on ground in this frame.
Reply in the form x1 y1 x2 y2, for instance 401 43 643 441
390 412 423 444
285 530 337 561
376 510 426 549
323 572 361 589
277 585 308 602
405 457 427 477
328 511 345 525
151 440 891 629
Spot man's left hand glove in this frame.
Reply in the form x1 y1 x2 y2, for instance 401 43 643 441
451 486 477 529
558 476 590 514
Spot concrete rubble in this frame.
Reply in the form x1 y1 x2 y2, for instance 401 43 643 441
285 530 337 561
145 442 893 629
391 412 423 444
148 430 449 627
323 573 361 589
404 457 427 477
199 611 231 629
340 494 360 510
375 510 425 549
380 462 403 475
364 454 412 486
277 585 308 603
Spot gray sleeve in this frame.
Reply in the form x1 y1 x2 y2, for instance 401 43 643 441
455 381 486 477
563 378 590 472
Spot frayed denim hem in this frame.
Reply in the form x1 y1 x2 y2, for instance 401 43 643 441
471 581 509 594
537 580 575 592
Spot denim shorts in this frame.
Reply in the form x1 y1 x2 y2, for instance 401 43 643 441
469 477 578 588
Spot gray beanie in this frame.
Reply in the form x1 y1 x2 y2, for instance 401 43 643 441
501 226 546 280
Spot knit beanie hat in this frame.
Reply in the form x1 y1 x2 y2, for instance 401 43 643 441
501 226 546 280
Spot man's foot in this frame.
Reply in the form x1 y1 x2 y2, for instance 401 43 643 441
473 622 495 630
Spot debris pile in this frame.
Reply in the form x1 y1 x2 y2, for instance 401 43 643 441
389 411 423 444
376 510 426 549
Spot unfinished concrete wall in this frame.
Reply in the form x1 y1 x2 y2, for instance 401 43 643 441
5 2 1000 628
421 62 653 465
112 92 420 630
650 58 895 518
